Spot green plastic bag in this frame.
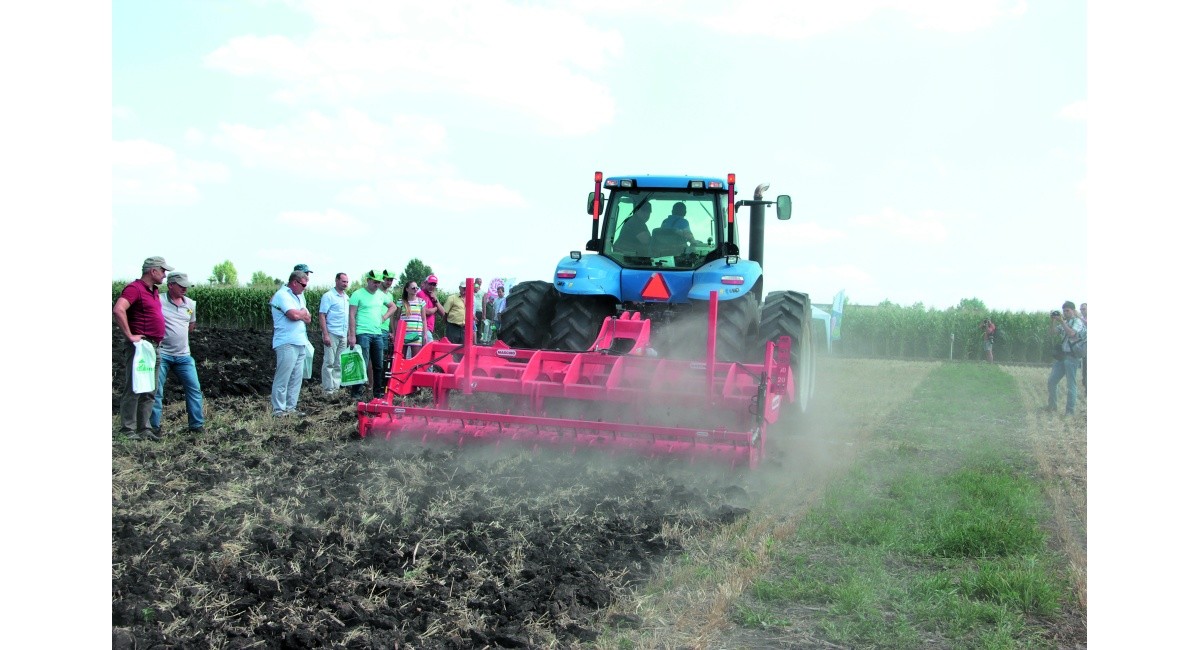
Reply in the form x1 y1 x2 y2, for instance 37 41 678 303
340 345 367 386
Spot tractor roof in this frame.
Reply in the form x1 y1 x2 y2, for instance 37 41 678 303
603 174 728 190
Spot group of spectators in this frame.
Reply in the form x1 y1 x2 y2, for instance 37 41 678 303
114 258 509 439
277 266 506 413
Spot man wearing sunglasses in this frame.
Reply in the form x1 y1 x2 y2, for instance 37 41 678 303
270 270 312 417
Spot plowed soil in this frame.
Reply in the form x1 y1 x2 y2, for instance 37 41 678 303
112 327 758 648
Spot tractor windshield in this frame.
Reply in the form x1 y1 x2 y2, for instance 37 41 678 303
602 190 733 269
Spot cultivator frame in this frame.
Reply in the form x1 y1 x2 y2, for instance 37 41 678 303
356 279 795 468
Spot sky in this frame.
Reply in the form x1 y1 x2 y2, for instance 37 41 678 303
109 0 1086 313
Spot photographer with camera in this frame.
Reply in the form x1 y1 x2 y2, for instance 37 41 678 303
979 318 997 363
1045 301 1087 415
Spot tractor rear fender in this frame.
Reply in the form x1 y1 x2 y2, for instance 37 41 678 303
552 253 623 299
687 259 762 302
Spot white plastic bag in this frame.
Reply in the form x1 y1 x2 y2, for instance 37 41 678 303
132 340 157 394
304 340 315 379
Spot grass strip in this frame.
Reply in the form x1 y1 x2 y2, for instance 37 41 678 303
736 362 1072 648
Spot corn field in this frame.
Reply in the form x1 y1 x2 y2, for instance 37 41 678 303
114 283 1056 363
834 302 1056 363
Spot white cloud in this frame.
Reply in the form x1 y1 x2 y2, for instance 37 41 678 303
277 208 367 232
113 139 229 206
204 0 622 136
851 206 949 244
1059 100 1087 121
690 0 1025 39
210 108 444 180
209 108 527 210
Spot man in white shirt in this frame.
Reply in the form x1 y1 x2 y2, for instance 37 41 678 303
319 272 351 396
270 271 312 416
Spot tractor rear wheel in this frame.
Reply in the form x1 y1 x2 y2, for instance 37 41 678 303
497 281 558 349
547 296 615 351
759 291 816 418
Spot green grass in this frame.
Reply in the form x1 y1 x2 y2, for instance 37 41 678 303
738 362 1070 648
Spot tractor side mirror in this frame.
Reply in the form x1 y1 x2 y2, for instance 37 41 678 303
776 195 792 220
587 192 606 216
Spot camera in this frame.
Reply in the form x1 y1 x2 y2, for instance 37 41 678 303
1050 310 1062 318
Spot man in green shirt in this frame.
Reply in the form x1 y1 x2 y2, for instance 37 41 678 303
347 270 396 399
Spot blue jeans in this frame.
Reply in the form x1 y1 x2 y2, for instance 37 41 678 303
272 343 306 415
353 333 386 398
151 353 205 430
1048 356 1081 413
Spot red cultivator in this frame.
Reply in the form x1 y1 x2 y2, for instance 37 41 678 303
356 280 796 468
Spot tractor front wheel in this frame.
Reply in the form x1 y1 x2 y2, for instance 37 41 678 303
759 291 816 419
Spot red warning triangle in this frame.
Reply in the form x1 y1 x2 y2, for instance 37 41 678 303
641 273 671 301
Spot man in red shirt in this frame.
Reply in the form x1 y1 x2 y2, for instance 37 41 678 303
113 256 173 440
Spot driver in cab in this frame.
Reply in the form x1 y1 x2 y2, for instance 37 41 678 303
663 202 703 247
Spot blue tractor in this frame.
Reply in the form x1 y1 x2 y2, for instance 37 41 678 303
497 171 816 414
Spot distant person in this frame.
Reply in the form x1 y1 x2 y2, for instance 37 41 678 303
318 272 351 397
270 270 312 417
442 280 470 344
151 272 205 435
348 270 397 400
398 281 429 358
614 202 653 256
418 275 445 343
979 318 996 363
1046 301 1086 416
113 256 172 441
1079 302 1088 393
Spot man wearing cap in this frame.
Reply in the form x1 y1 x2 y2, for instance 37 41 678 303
318 272 351 396
348 270 397 400
270 270 312 417
151 272 205 434
379 270 398 354
417 275 445 343
113 256 172 440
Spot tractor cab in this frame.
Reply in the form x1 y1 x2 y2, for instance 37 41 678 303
591 179 736 271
